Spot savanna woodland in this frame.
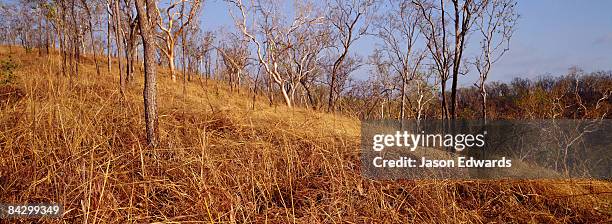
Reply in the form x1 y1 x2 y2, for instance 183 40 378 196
0 0 610 223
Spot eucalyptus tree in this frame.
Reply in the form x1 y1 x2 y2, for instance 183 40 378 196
326 0 376 112
155 0 201 82
473 0 518 122
374 0 425 120
134 0 159 147
227 0 324 107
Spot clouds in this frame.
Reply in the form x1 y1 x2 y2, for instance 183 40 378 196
594 32 612 45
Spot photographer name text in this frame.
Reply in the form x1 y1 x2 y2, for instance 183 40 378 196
372 156 512 168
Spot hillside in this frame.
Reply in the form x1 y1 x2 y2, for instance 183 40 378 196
0 47 610 223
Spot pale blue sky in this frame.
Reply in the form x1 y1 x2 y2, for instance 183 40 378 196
201 0 612 85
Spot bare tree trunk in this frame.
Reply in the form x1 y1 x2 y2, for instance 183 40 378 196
450 0 472 120
205 51 211 80
38 13 44 56
400 77 406 121
181 1 188 95
481 87 487 122
300 79 316 109
81 0 101 77
70 0 79 78
450 4 460 120
66 28 74 78
107 16 112 74
267 76 274 106
114 0 126 96
327 68 337 112
123 4 137 83
450 72 458 119
252 67 260 110
416 93 423 124
59 27 67 76
46 21 51 54
169 52 176 82
125 44 131 82
135 0 159 147
6 25 12 53
281 84 292 108
182 58 187 95
128 42 136 81
441 81 448 119
182 25 187 95
327 47 351 112
195 57 200 77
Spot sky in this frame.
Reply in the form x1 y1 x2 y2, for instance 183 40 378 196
200 0 612 86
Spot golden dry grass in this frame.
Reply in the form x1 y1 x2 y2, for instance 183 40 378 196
0 47 611 223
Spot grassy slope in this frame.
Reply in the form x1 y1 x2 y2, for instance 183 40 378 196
0 47 610 223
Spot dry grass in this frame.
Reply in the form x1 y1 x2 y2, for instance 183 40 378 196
0 47 610 223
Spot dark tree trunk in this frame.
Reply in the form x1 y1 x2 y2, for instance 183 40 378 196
300 79 316 110
327 70 336 112
114 0 125 96
450 72 457 119
70 0 81 78
400 75 406 121
481 87 487 122
80 0 100 77
135 0 159 147
38 13 44 56
107 15 112 74
441 80 448 120
46 20 51 54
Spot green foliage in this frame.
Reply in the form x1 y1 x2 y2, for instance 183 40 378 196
1 57 18 84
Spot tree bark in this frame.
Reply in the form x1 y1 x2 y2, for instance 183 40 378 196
69 0 79 78
38 12 44 56
181 2 187 95
400 76 406 121
441 80 448 119
135 0 159 147
114 0 125 96
46 21 51 54
107 17 112 74
281 84 292 108
267 76 274 106
450 2 460 120
300 79 316 110
327 50 348 112
168 51 176 82
450 0 473 120
481 87 487 122
327 70 336 112
81 0 101 77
